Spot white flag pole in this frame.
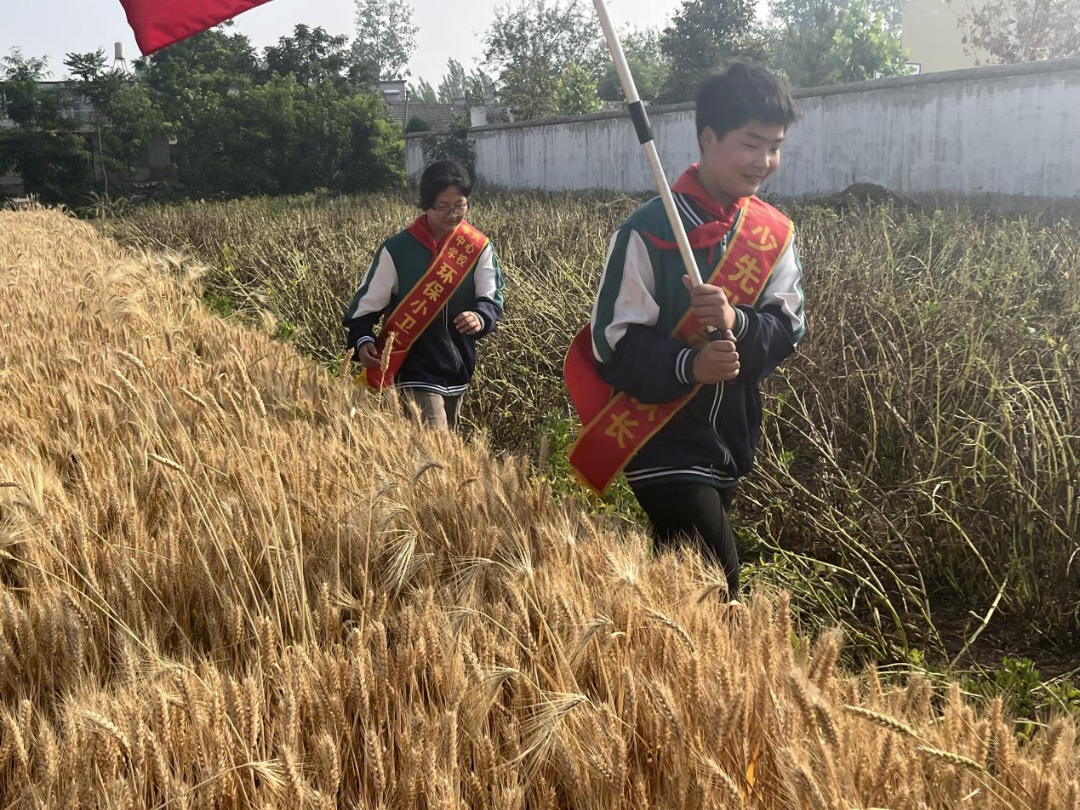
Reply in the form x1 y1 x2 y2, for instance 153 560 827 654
591 0 704 287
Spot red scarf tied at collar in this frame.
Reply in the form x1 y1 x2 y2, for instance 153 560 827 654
407 215 463 252
644 165 745 253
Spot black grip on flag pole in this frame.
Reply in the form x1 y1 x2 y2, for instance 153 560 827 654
592 0 705 287
628 101 653 145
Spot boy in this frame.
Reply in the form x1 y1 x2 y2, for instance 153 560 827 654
566 63 805 599
344 160 504 431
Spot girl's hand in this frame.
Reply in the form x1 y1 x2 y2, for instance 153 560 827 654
454 312 483 335
357 342 381 369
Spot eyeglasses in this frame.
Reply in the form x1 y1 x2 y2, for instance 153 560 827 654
431 203 468 216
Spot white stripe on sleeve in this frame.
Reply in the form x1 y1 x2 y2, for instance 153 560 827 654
591 230 660 361
757 239 805 342
346 248 398 321
472 243 500 302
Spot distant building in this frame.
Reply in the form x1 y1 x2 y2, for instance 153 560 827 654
0 81 171 196
903 0 992 73
0 81 96 127
373 79 470 130
470 106 511 127
374 79 407 104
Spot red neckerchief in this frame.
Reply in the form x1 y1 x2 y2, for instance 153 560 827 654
406 215 461 252
643 165 746 258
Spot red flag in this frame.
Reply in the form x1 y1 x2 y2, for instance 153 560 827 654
119 0 274 55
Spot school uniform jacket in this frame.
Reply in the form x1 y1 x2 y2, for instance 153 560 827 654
590 193 806 489
344 224 504 396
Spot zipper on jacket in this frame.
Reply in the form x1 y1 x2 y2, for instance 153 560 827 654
445 306 467 373
710 382 733 467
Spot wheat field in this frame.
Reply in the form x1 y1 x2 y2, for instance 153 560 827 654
1 207 1077 808
107 193 1080 659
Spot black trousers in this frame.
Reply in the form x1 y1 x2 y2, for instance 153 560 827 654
631 482 741 598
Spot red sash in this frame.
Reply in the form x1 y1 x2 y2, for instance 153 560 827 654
564 197 793 493
364 220 488 389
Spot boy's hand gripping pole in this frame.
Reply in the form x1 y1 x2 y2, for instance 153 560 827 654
591 0 704 289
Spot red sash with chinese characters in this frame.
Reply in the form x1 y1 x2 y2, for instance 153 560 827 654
564 196 793 494
364 220 488 389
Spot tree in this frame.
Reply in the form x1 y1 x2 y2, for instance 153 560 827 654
134 29 404 198
412 78 438 103
332 90 407 192
3 24 408 205
405 116 432 133
465 68 499 106
829 0 909 81
136 28 260 194
598 28 670 104
421 118 476 176
64 50 164 194
484 0 603 120
138 24 259 101
0 50 94 204
351 0 418 80
264 25 359 86
769 0 908 87
955 0 1080 64
438 59 500 106
863 0 906 29
659 0 768 103
557 62 601 115
437 59 469 103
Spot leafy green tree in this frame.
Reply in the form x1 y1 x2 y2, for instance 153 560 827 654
3 21 408 205
598 28 670 104
0 50 94 203
768 0 842 86
867 0 906 28
64 49 164 194
659 0 767 103
421 118 476 176
434 60 498 106
465 68 499 106
170 75 403 197
412 78 438 103
770 0 907 87
137 25 259 102
264 25 360 86
828 0 908 82
133 27 404 198
135 29 258 195
351 0 418 80
437 59 468 103
557 62 600 115
405 116 432 133
340 91 407 191
484 0 603 120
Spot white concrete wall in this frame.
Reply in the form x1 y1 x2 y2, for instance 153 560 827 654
406 58 1080 203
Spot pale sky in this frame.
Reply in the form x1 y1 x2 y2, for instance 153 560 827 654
1 0 687 87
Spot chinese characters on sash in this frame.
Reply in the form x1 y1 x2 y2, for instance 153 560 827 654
565 198 794 493
364 222 488 389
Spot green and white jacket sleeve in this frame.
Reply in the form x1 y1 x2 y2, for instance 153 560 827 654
589 228 698 404
733 233 806 383
343 245 398 353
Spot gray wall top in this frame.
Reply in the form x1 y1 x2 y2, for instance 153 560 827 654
405 56 1080 139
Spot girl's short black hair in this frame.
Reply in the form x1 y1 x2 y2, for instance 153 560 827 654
695 63 798 140
418 160 473 210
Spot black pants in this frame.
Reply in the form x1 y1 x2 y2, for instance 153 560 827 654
631 482 741 598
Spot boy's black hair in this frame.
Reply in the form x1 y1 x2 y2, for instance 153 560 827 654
695 63 798 140
418 160 473 209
